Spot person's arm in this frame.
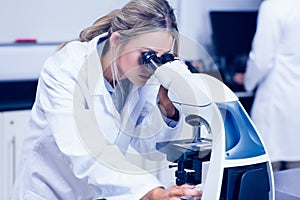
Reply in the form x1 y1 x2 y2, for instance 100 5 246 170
141 185 202 200
158 86 180 121
128 84 182 159
244 1 281 91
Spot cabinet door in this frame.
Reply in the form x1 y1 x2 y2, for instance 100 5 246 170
2 110 31 200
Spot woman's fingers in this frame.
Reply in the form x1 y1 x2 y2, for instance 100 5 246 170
168 184 202 198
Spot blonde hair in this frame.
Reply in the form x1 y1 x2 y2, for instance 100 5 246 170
59 0 178 88
80 0 178 49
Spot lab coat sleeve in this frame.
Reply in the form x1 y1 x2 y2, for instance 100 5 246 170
38 61 163 199
129 85 182 158
244 1 281 91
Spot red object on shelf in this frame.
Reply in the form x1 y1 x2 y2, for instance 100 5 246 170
14 38 37 43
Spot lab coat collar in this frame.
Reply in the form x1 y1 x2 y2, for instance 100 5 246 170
83 33 143 130
83 33 139 125
85 33 110 96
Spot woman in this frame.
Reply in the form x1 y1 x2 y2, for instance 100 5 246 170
12 0 202 199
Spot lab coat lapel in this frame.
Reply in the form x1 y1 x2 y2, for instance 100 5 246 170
75 37 121 144
85 39 120 121
121 85 140 130
115 86 142 151
86 49 102 96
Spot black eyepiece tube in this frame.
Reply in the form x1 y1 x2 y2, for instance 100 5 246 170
160 52 175 64
141 51 175 73
141 51 161 73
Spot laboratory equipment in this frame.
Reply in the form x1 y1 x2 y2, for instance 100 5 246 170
141 51 274 200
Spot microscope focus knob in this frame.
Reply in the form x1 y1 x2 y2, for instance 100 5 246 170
175 170 186 185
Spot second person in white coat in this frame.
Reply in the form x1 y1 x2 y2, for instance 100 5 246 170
244 0 300 171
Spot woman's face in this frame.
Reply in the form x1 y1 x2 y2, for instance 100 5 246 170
116 31 174 86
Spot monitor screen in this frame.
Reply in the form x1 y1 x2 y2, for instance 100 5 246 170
210 11 258 57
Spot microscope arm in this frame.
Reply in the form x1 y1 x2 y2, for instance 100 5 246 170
152 60 238 119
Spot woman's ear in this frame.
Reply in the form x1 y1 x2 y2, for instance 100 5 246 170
110 32 121 48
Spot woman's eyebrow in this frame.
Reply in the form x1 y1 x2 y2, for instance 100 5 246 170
139 47 157 53
139 47 171 54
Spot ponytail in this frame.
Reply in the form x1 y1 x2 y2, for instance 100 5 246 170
57 9 119 50
79 9 120 42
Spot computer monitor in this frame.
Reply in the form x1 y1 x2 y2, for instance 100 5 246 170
210 11 258 57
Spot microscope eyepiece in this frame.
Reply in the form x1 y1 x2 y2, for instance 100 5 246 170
141 51 159 65
141 51 175 73
141 51 161 73
160 52 175 64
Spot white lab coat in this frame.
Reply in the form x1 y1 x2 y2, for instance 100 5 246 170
12 33 182 199
244 0 300 162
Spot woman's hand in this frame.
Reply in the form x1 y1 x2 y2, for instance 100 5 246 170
141 184 202 200
158 86 179 121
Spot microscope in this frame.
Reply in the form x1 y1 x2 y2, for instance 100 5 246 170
141 51 275 200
